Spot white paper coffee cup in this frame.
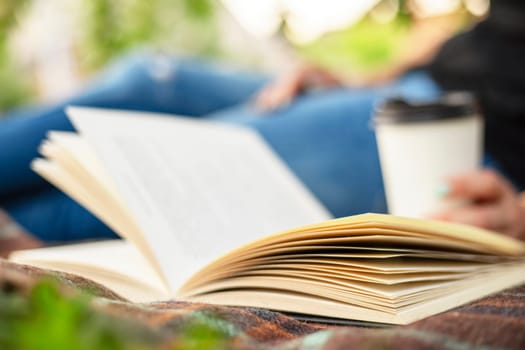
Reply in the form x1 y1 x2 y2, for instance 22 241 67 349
374 93 483 218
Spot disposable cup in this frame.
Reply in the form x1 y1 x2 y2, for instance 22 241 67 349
374 93 483 218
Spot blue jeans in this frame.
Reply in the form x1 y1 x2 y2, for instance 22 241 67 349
0 53 442 242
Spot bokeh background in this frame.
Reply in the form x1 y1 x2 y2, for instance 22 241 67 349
0 0 489 114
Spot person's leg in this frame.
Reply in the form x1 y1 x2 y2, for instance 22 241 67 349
1 70 439 240
0 53 267 200
84 53 268 116
3 188 117 242
9 90 379 238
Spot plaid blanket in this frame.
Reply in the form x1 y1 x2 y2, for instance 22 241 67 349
1 259 524 350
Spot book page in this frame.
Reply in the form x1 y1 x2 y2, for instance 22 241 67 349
66 107 331 291
32 133 165 282
187 260 525 324
10 240 169 302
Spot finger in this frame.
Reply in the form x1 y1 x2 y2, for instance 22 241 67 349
254 80 297 111
503 206 525 240
444 169 512 202
254 68 307 111
313 70 344 88
432 204 507 231
254 86 273 110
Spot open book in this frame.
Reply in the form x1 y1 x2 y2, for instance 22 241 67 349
10 107 525 325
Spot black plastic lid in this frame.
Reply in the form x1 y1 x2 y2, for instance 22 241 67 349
373 92 478 125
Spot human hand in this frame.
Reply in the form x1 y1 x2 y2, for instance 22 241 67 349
254 64 343 111
431 169 525 241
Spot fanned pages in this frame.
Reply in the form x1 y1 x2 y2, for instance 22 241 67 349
10 107 525 325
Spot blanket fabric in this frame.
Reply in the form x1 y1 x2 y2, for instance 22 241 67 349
1 259 524 349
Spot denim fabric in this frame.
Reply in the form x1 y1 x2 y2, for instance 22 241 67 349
0 54 442 242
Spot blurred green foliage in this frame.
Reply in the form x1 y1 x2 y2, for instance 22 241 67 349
0 0 29 41
0 280 237 350
78 0 218 72
0 0 218 113
297 0 473 75
0 45 34 112
0 0 34 112
298 16 411 74
0 281 157 350
0 0 473 113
